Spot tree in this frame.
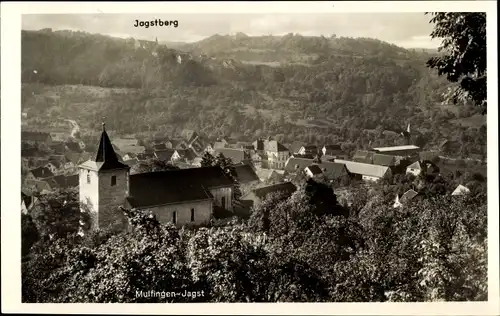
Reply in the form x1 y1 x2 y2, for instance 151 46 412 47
131 158 179 174
426 13 487 113
22 213 40 257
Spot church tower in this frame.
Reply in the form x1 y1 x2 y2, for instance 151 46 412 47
79 123 130 230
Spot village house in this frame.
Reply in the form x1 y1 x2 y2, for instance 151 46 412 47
451 184 470 196
48 174 79 190
24 179 53 195
122 153 137 161
153 143 167 151
284 157 349 183
372 153 397 167
322 145 347 159
304 165 323 178
79 125 235 230
172 148 198 164
26 166 54 181
406 161 423 176
136 152 155 162
65 141 83 153
212 141 227 150
233 163 260 194
241 182 297 209
123 158 139 167
255 168 285 184
353 150 374 164
22 131 53 145
213 148 250 165
334 159 392 182
393 189 419 208
21 192 39 215
154 149 176 162
289 141 305 155
112 137 146 155
191 157 203 167
44 160 64 175
298 145 319 156
252 138 290 170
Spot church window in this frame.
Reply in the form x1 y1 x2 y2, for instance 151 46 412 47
172 211 177 224
111 175 116 186
190 208 195 222
87 172 91 184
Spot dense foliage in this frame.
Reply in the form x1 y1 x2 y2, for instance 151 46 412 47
21 176 487 302
426 12 487 113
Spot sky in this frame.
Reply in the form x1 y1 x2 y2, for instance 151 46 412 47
21 13 440 49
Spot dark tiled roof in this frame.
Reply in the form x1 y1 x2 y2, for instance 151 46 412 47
289 141 305 154
94 128 130 171
50 174 79 188
214 148 248 164
234 164 259 183
137 152 155 161
252 139 265 151
291 153 315 159
30 166 54 179
306 165 323 175
22 131 52 142
154 149 175 161
322 144 344 156
401 189 418 202
372 153 396 166
153 143 167 151
65 141 82 153
285 157 315 173
127 166 232 208
265 140 289 152
176 148 198 161
252 182 297 200
319 161 348 179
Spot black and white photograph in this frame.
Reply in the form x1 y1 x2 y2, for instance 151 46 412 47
1 1 499 314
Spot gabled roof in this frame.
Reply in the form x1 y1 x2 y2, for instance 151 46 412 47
285 157 314 173
265 140 289 152
252 182 297 200
175 148 198 161
153 143 167 151
213 141 227 149
126 166 232 208
234 164 260 183
301 145 318 152
373 153 396 166
318 161 348 179
407 161 422 170
214 148 248 164
400 189 418 202
136 152 155 161
323 144 342 151
289 141 304 154
335 159 390 178
29 166 54 179
154 149 176 161
305 165 323 175
452 184 470 196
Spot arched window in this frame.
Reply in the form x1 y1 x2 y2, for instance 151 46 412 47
111 175 116 186
87 172 91 184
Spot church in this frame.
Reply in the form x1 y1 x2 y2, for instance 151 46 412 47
79 124 234 230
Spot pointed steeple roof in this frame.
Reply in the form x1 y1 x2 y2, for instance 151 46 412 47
94 123 129 171
80 123 129 172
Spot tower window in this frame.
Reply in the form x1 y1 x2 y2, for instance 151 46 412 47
172 211 177 224
190 208 195 222
111 175 116 186
87 173 91 184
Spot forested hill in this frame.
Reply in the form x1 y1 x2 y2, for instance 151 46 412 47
21 29 486 158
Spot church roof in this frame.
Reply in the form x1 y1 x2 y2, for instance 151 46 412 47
126 166 233 208
80 124 130 172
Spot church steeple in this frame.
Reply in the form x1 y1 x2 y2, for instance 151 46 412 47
93 122 129 171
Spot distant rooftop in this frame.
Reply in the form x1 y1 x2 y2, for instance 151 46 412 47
372 145 420 152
